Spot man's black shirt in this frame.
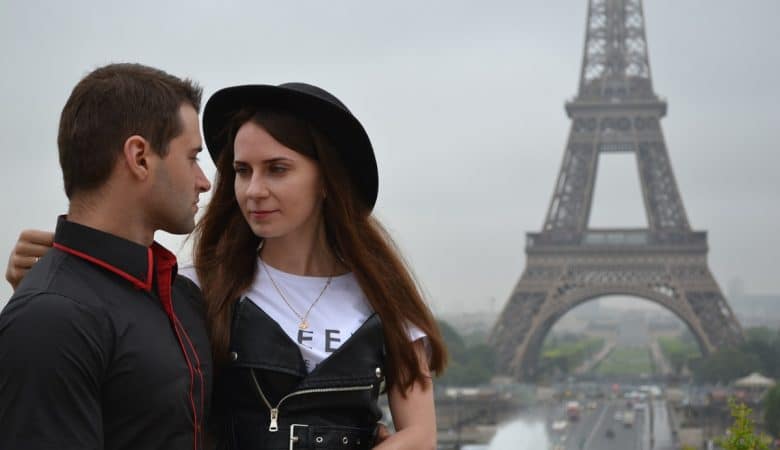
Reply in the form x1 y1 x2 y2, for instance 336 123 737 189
0 217 212 450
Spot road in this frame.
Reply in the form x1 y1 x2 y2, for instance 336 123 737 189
546 398 674 450
651 399 675 450
573 338 616 375
648 340 672 376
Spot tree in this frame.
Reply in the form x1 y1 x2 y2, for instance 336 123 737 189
690 348 762 384
716 400 771 450
675 327 780 383
658 335 698 376
742 328 780 379
436 320 495 386
437 320 466 361
764 385 780 438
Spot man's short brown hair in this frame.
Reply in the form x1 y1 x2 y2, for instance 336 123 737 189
57 63 202 199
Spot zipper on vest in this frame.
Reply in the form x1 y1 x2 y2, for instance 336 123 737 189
250 369 373 432
269 407 279 432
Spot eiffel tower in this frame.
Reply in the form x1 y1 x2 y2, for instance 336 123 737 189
490 0 742 381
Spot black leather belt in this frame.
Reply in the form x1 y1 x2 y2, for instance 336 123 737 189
260 424 375 449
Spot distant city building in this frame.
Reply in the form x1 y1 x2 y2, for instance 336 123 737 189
729 293 780 328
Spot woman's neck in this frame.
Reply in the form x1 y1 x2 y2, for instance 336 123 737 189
259 222 346 277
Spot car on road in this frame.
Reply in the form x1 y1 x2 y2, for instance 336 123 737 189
566 401 582 421
622 410 636 427
605 428 615 439
551 420 568 433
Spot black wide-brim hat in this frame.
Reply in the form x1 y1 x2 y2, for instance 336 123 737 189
203 82 378 211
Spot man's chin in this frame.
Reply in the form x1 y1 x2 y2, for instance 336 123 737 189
162 219 196 236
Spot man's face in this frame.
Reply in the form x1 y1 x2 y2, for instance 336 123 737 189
149 104 211 234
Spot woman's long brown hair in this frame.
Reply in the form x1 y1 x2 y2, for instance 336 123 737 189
194 109 447 392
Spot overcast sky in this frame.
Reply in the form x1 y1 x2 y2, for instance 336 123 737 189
1 1 778 315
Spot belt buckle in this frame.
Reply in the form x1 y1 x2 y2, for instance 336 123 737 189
289 423 309 450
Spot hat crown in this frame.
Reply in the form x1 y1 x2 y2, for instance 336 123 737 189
278 82 352 116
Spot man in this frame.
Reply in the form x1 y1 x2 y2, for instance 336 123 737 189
0 63 212 449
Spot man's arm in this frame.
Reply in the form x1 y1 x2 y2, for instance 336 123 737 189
5 229 53 290
0 292 107 449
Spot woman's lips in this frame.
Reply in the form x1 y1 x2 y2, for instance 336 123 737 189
249 210 278 220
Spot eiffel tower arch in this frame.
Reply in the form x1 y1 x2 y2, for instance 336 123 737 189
490 0 742 381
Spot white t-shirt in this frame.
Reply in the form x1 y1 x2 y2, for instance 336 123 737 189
179 260 426 372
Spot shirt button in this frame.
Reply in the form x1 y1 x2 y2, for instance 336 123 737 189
229 351 238 361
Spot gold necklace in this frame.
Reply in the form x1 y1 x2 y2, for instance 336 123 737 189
260 258 333 330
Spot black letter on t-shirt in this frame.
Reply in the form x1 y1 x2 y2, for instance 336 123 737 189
298 329 314 349
325 329 341 352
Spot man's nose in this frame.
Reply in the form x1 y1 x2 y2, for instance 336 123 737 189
196 164 211 192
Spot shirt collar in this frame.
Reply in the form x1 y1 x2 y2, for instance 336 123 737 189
52 215 178 292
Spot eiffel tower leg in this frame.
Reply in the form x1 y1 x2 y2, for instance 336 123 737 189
674 265 743 349
490 262 563 381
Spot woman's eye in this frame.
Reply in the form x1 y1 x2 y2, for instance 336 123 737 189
270 165 287 174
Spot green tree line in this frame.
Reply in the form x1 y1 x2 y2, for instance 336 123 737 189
659 327 780 439
538 333 604 378
436 320 496 386
657 327 780 384
691 327 780 384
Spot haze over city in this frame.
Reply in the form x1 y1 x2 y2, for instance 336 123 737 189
2 0 778 315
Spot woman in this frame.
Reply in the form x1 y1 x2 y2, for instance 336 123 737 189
6 82 446 449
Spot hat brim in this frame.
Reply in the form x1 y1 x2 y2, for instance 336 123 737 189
202 84 378 211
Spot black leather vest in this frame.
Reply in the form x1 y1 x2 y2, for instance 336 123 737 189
213 297 386 450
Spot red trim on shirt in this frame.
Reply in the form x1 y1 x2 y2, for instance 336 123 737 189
53 242 153 291
175 315 206 446
173 319 200 450
151 243 202 450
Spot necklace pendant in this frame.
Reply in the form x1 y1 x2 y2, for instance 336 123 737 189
299 321 309 330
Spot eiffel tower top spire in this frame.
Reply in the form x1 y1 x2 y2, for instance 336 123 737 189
577 0 658 102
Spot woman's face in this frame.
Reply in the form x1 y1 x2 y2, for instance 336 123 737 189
232 121 324 241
